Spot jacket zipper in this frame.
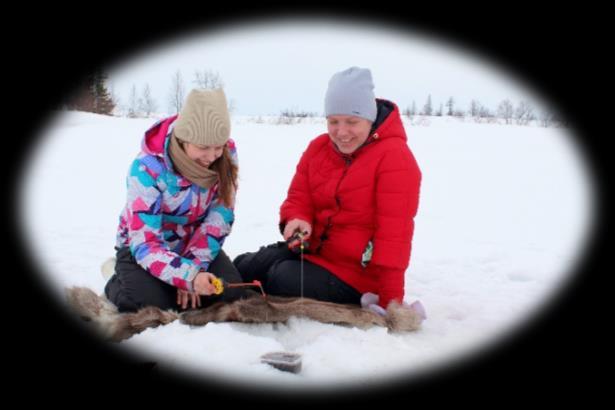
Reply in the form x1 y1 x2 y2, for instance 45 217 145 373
314 132 380 254
315 155 352 254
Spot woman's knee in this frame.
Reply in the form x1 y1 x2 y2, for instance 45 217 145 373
265 260 300 296
232 252 248 269
234 242 296 279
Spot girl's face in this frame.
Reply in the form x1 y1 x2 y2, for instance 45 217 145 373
326 115 372 154
183 142 225 167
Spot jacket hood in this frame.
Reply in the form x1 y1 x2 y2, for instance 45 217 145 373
370 99 407 142
141 115 179 156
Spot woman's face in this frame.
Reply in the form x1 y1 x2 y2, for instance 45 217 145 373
183 142 225 167
326 115 372 154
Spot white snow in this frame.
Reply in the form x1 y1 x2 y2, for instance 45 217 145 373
20 111 593 392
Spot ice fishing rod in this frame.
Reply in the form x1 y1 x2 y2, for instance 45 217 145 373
210 277 266 298
265 231 309 373
209 231 307 300
287 230 308 299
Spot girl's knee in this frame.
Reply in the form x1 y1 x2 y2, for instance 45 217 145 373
104 275 156 312
106 286 140 313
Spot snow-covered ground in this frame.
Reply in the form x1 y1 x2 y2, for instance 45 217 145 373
20 111 593 392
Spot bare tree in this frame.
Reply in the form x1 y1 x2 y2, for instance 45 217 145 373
436 103 443 117
446 97 454 116
128 84 139 118
497 99 514 124
469 99 481 118
140 83 157 117
515 100 535 125
193 69 224 90
168 70 186 113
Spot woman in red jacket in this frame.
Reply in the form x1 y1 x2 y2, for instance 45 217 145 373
234 67 422 311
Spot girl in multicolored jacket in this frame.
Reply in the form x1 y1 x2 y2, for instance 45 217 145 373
105 89 245 312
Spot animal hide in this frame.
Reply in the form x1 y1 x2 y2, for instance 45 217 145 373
65 287 178 342
181 295 422 332
65 288 422 342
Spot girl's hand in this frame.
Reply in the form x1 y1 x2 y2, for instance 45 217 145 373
177 289 201 309
193 271 219 296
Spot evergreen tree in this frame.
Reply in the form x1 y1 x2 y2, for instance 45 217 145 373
92 70 115 115
422 95 432 116
446 97 454 116
436 103 443 116
67 70 115 115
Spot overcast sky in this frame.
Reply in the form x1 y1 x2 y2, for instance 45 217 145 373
108 18 545 116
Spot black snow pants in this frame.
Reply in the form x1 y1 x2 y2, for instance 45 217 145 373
105 247 250 313
233 242 361 305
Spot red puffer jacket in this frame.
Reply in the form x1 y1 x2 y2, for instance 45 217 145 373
280 100 422 308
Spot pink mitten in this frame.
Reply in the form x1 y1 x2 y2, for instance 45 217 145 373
361 292 427 321
360 292 386 316
406 300 427 321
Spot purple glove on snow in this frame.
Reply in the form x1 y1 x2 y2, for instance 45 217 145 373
360 292 427 322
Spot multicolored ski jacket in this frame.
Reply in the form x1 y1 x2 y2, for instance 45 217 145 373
116 115 237 292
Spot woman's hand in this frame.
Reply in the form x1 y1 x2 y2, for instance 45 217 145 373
177 289 201 309
283 218 312 247
193 271 219 296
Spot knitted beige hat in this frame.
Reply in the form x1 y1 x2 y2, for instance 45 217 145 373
174 89 231 146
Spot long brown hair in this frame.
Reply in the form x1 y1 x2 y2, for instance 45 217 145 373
211 145 238 207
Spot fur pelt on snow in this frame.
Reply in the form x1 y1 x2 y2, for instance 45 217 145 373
65 287 422 342
65 287 178 342
180 295 422 332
